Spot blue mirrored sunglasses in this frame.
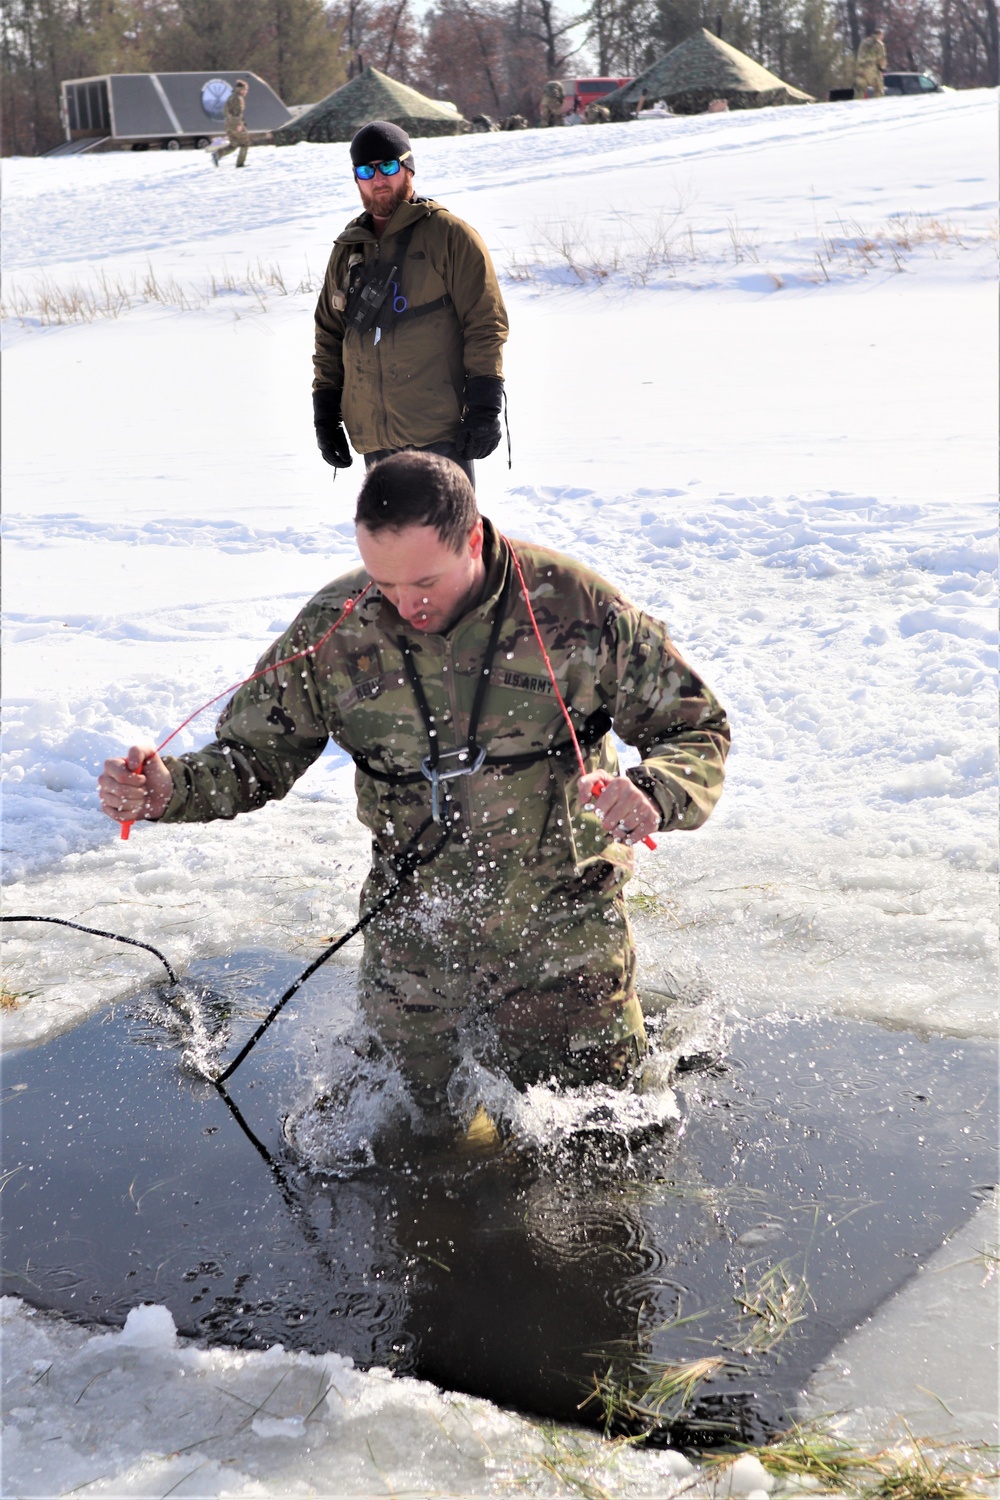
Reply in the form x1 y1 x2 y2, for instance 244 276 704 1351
354 153 411 181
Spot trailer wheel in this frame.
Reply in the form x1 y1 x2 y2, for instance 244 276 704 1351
195 136 211 149
164 138 181 151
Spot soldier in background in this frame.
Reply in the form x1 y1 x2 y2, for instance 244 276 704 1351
98 452 730 1124
854 28 887 98
584 101 611 123
539 79 565 125
312 121 508 488
211 79 251 167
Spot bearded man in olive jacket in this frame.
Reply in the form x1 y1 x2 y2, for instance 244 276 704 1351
99 454 729 1117
313 122 509 488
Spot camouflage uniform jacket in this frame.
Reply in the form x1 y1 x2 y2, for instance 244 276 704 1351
313 197 508 454
856 34 887 70
223 89 248 136
160 522 730 889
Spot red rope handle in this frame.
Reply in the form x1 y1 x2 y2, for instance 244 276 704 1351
505 542 587 778
120 583 373 840
505 539 656 850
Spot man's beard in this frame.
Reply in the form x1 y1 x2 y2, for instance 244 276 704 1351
362 175 411 220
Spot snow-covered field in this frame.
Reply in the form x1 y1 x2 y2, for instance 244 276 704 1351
2 91 997 1496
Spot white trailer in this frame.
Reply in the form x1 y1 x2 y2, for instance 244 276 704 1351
49 71 295 156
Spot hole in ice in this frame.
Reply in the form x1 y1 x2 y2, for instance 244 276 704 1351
2 949 995 1447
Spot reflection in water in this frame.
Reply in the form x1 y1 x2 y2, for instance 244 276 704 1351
1 950 996 1445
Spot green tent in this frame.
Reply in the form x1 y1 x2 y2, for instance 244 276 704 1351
274 66 466 144
603 29 813 117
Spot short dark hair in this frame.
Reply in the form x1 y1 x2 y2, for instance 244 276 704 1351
355 450 478 550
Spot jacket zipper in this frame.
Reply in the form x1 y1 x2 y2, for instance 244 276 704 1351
369 239 388 450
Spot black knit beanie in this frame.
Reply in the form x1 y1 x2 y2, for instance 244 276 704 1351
349 121 414 171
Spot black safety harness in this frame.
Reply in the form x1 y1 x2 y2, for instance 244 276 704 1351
351 553 612 822
345 211 454 336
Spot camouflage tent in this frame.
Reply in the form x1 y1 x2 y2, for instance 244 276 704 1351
602 29 813 117
274 66 466 144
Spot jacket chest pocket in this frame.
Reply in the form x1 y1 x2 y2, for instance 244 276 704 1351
334 647 423 772
395 252 446 310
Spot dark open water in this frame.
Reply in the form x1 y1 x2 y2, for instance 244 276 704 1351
2 950 995 1446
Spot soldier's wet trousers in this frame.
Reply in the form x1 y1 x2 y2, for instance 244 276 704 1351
358 856 647 1106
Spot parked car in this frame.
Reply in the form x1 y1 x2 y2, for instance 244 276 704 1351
883 72 950 94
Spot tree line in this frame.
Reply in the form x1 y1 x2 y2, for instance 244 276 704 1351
3 0 996 155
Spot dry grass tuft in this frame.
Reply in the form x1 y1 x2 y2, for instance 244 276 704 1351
581 1352 730 1436
1 259 324 326
734 1261 813 1353
504 210 994 291
739 1424 1000 1500
1 982 28 1011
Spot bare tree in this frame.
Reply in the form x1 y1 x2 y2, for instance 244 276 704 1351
950 0 999 79
328 0 421 80
517 0 580 72
381 0 409 71
586 0 658 72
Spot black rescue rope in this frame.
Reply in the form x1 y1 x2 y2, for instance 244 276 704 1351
213 808 452 1086
2 798 454 1090
0 914 179 985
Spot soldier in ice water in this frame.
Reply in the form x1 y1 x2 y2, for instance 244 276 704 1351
212 79 251 167
98 453 729 1126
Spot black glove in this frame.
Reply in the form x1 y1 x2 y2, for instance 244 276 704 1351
456 375 504 461
312 388 353 469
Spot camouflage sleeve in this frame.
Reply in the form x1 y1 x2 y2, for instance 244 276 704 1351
313 247 347 393
443 218 509 381
160 621 335 824
598 603 730 832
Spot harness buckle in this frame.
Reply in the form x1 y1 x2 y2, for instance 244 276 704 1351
420 745 487 822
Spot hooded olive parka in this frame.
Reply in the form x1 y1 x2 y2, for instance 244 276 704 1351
313 196 509 454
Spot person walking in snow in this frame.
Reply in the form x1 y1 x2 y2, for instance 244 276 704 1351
854 29 887 98
98 451 729 1122
311 122 508 489
212 79 251 167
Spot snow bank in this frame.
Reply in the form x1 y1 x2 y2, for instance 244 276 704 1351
0 1296 702 1499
